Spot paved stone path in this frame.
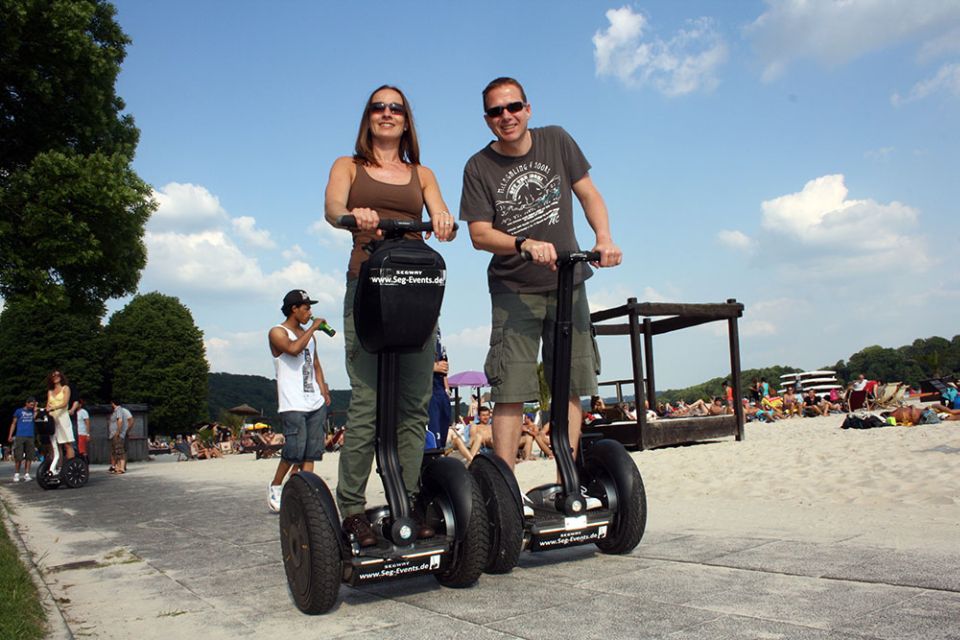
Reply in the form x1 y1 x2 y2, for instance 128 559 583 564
2 458 958 639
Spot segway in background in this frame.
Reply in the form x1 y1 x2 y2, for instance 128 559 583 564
470 250 646 573
279 216 488 615
34 408 89 490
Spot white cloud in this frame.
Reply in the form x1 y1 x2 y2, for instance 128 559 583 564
141 182 345 305
151 182 228 232
746 0 960 81
717 229 754 251
750 174 931 277
891 62 960 106
282 244 307 261
310 218 354 250
864 146 895 161
231 216 276 249
593 7 728 96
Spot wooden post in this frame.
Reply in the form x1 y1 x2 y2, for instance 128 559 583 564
643 316 656 420
627 298 647 450
727 298 745 441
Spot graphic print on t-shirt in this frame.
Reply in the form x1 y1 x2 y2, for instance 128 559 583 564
301 345 315 394
494 161 562 235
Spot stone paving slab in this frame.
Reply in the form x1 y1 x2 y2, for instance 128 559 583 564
2 459 959 640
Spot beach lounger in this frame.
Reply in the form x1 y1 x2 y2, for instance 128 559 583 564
250 433 283 460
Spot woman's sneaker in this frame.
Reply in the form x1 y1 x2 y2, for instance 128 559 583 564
267 484 282 513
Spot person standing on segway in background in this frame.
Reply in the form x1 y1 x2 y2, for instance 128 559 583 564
46 370 77 470
459 77 622 471
324 85 456 546
266 290 332 513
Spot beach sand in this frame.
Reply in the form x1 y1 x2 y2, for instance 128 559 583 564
2 408 959 638
42 409 960 552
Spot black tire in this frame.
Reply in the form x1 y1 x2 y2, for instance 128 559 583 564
434 477 489 588
469 456 523 573
35 459 57 491
279 476 341 614
62 458 89 489
594 461 646 555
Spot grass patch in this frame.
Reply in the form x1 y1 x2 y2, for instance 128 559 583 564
0 506 47 640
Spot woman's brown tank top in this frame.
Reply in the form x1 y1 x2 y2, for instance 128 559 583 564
346 163 424 279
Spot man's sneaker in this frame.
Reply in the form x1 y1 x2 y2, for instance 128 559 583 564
23 473 31 482
13 473 20 483
342 514 377 547
522 492 535 518
581 486 603 511
267 484 282 513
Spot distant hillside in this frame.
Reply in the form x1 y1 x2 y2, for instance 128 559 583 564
207 372 350 425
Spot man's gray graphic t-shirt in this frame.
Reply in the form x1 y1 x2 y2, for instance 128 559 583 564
460 126 593 294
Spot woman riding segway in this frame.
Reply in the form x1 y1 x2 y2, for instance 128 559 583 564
277 86 486 614
37 369 88 490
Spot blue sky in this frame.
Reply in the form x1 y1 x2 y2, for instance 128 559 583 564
102 0 960 392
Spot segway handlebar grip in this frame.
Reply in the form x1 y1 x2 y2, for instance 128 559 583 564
336 215 457 233
520 250 602 265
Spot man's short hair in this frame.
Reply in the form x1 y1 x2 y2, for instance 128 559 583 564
478 406 491 414
26 396 36 403
482 77 527 108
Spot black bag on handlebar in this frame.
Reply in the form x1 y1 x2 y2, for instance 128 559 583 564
354 237 446 353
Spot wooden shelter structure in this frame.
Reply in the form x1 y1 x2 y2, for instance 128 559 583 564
584 298 745 450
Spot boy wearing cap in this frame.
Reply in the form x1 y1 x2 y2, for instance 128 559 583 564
8 397 37 482
267 289 332 512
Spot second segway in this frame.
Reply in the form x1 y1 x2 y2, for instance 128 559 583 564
279 216 488 614
470 250 646 573
34 409 89 490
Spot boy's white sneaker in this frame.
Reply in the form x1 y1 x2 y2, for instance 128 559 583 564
13 473 20 482
23 473 31 482
268 484 282 513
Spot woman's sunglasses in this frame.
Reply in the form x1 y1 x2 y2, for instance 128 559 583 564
370 102 406 115
484 101 525 118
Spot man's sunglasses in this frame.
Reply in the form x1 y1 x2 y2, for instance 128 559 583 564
370 102 406 115
484 101 525 118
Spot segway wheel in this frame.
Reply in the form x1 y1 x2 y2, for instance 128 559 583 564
470 456 523 573
35 459 58 491
593 452 647 555
434 477 489 588
279 475 341 614
63 458 89 489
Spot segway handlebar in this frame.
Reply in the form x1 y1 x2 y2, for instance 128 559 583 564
337 215 458 234
521 249 602 265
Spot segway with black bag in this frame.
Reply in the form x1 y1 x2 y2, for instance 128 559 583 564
470 250 646 573
278 215 488 614
34 408 89 490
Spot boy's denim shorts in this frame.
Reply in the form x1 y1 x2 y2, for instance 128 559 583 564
281 406 327 463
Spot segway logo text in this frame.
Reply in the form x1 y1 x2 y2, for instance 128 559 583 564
369 268 446 286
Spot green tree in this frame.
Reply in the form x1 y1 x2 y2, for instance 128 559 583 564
1 0 138 173
0 0 154 310
105 293 209 435
0 297 106 419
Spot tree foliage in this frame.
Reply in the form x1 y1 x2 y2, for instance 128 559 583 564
0 0 154 310
0 150 153 308
0 0 138 173
105 293 209 434
0 297 106 420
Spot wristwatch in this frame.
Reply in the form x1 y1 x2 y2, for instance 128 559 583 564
514 235 527 254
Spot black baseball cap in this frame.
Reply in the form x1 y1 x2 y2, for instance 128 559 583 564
283 290 318 308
